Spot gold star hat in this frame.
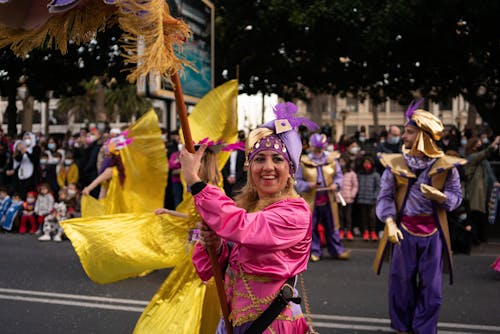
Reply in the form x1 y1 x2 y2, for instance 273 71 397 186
404 99 444 158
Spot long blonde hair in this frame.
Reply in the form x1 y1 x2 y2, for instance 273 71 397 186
199 150 220 186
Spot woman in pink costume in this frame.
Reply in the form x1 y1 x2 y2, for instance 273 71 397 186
183 102 317 334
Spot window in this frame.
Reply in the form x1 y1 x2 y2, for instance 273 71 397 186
389 100 405 113
439 98 452 111
346 97 358 112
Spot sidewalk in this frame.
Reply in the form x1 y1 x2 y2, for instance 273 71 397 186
343 237 500 255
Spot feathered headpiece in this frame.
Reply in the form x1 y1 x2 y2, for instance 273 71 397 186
404 99 444 158
105 130 134 155
309 133 328 148
195 137 246 154
248 102 319 175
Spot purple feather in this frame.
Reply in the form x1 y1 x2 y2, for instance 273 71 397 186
405 99 424 120
272 102 319 131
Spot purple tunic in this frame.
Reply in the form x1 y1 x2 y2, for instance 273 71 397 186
376 166 462 222
295 151 343 192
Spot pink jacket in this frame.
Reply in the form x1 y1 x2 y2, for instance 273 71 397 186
340 170 358 204
192 184 311 331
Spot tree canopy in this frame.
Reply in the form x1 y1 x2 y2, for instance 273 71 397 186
213 0 500 130
1 0 499 132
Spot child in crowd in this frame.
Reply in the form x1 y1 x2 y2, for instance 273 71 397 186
20 191 37 234
38 187 68 242
34 183 55 235
57 151 79 189
65 183 82 218
2 193 23 232
0 186 12 218
39 152 59 200
356 156 380 241
339 156 358 240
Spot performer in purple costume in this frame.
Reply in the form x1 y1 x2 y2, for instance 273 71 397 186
374 101 465 334
296 133 350 262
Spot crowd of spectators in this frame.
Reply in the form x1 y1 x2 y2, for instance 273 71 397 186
304 124 500 254
0 126 122 240
1 122 499 254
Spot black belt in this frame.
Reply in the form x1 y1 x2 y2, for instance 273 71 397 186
245 276 301 334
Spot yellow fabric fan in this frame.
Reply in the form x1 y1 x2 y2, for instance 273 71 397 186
61 80 238 333
81 109 167 217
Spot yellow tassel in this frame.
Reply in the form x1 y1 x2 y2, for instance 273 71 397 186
116 0 191 83
0 2 114 56
0 0 191 82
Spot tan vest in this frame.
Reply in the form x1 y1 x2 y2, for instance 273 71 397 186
372 153 466 285
299 152 341 229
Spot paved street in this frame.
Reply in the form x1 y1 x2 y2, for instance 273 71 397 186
1 233 499 334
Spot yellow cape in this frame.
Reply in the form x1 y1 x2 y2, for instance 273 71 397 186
82 109 168 216
61 80 238 333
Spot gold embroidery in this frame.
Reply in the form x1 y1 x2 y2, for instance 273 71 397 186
230 265 285 326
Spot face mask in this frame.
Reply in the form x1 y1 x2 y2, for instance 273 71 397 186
64 159 73 166
74 142 80 148
40 158 48 164
24 139 32 147
482 138 490 144
460 138 467 146
27 197 35 203
161 134 167 141
363 162 373 171
53 158 60 164
349 147 361 155
388 136 400 145
67 189 76 198
48 143 56 150
459 213 467 221
358 136 365 143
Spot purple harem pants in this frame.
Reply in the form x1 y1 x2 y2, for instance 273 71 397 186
311 203 345 257
389 227 443 334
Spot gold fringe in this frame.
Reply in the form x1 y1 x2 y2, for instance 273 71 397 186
0 0 191 82
0 1 114 56
116 0 191 83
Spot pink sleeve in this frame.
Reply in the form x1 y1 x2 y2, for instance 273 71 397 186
193 185 310 251
192 241 230 281
352 172 359 197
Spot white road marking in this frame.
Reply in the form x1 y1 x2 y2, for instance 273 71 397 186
1 288 499 332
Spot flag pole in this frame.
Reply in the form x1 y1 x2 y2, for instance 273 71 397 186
171 72 233 334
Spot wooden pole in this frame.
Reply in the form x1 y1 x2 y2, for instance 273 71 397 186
171 72 233 334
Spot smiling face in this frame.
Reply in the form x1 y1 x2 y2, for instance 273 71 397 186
249 150 290 199
402 125 420 150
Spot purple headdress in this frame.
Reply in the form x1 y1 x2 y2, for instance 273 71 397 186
252 102 319 175
405 99 424 125
273 102 319 132
309 133 328 148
